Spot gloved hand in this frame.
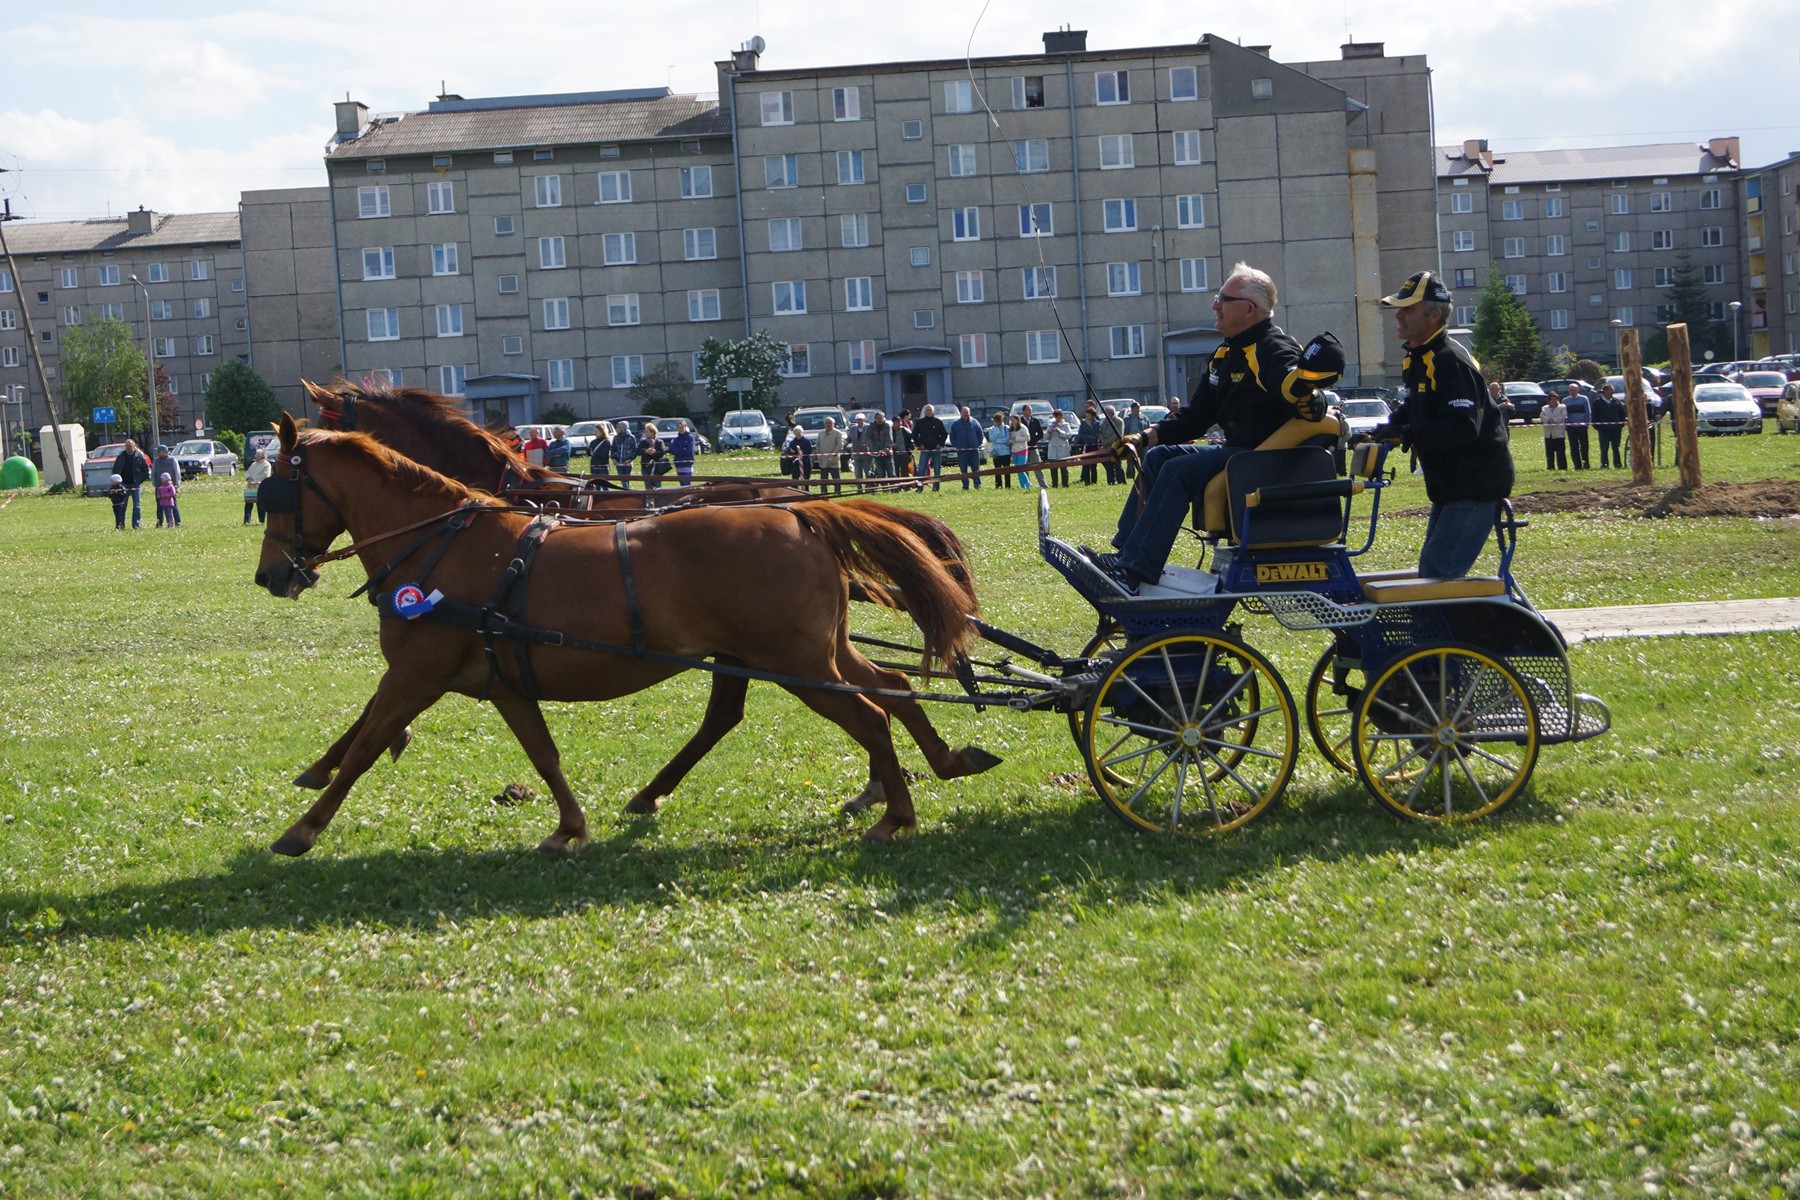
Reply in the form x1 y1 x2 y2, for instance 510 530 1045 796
1285 332 1346 420
1292 390 1327 422
1109 433 1142 459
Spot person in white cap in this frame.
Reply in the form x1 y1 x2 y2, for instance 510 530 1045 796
106 473 130 530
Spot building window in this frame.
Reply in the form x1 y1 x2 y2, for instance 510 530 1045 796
1013 76 1046 109
1450 192 1473 214
498 274 519 294
768 218 803 252
1610 231 1631 252
1653 266 1675 287
611 356 645 388
684 227 717 260
357 186 390 218
1176 194 1206 228
1546 235 1567 256
959 333 988 368
0 347 17 367
61 306 82 326
1014 139 1049 174
944 80 974 113
0 310 15 330
364 369 399 388
146 263 169 283
1613 269 1632 289
1589 293 1605 307
1545 197 1566 218
1700 188 1722 210
502 335 523 356
1453 267 1477 288
1172 130 1204 165
362 247 395 280
845 277 873 310
539 236 567 269
841 213 869 247
1615 306 1634 325
1503 237 1524 258
833 86 861 121
98 265 120 286
437 365 466 395
494 216 515 236
1109 325 1146 358
598 170 632 204
760 91 794 125
366 307 399 341
543 298 571 330
1452 230 1476 252
427 181 455 214
1505 275 1526 295
772 281 807 314
534 149 554 161
602 232 636 264
1095 70 1129 104
534 175 562 207
947 144 977 177
1550 309 1570 330
1179 258 1208 293
1703 264 1726 284
1651 229 1674 250
190 260 210 281
837 150 866 185
0 270 11 292
1026 330 1060 364
1170 65 1198 101
763 154 799 189
952 207 979 241
1250 78 1273 99
1022 266 1056 299
1701 226 1724 247
779 345 811 377
910 246 932 267
1608 193 1629 215
955 270 984 303
1649 192 1672 213
1502 199 1524 220
849 340 876 374
901 119 924 140
1106 261 1141 296
688 289 721 321
1547 271 1568 292
152 337 177 358
432 242 459 275
905 183 928 204
191 297 211 318
1099 134 1133 169
606 294 640 326
680 165 713 198
547 359 575 391
149 299 173 320
1102 198 1137 232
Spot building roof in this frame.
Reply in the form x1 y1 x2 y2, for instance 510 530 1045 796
1 210 240 255
1438 140 1739 185
328 92 731 160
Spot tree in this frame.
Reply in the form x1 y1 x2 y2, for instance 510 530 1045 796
1570 358 1606 386
627 362 697 418
1470 270 1545 383
59 319 150 439
696 330 789 420
1643 258 1729 365
204 360 279 435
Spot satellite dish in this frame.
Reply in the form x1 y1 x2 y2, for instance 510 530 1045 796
749 35 766 54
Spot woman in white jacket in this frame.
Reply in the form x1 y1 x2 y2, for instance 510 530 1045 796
1043 410 1075 487
242 448 273 525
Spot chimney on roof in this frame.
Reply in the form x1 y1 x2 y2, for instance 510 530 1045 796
1341 41 1385 59
1246 45 1272 57
127 207 154 235
1704 136 1740 167
1043 28 1087 54
1462 138 1489 159
334 98 369 141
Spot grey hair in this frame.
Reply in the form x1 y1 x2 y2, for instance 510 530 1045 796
1226 263 1278 315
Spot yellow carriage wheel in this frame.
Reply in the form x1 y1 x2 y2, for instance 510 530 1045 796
1083 632 1296 836
1303 643 1363 775
1351 644 1539 822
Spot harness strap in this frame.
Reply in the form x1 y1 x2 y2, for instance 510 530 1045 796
614 521 647 651
348 503 483 600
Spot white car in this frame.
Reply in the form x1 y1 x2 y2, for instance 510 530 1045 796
172 438 239 476
564 420 615 457
718 410 773 449
1335 398 1391 439
1691 383 1763 435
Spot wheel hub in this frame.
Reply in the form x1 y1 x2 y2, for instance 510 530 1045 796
1179 724 1205 749
1433 723 1460 748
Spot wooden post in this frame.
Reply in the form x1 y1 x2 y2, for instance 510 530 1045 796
1665 324 1703 489
1618 328 1654 485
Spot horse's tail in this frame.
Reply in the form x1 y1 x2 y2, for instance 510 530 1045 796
788 502 976 666
836 499 975 603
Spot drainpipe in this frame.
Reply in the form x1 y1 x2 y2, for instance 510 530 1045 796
1065 56 1091 373
325 172 348 387
727 75 752 337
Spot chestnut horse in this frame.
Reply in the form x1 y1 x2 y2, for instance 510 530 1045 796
253 415 999 854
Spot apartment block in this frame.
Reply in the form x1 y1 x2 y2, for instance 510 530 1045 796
1740 153 1800 357
1438 138 1742 366
241 188 343 412
0 208 250 437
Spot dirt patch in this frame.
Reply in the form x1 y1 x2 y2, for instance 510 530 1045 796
1400 480 1800 520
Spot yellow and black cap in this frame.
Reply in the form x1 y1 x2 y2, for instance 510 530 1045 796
1379 270 1452 308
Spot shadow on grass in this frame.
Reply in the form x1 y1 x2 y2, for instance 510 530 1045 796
2 776 1555 949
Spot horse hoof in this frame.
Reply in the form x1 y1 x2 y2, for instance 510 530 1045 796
955 746 1004 776
388 726 412 763
271 833 313 857
292 770 330 790
861 818 914 843
622 794 660 815
536 833 586 854
841 779 885 817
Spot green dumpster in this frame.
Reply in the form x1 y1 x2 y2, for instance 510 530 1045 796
1 456 39 488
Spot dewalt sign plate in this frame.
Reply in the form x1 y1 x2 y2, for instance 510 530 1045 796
1255 561 1329 583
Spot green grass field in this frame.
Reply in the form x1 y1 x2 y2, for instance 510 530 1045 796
2 430 1798 1198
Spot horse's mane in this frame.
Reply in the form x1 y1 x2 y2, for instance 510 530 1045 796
302 379 551 482
297 427 507 510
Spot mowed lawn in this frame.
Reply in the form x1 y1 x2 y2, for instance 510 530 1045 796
3 429 1799 1198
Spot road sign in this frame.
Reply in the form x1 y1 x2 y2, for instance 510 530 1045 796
194 418 205 434
727 378 752 392
93 407 115 423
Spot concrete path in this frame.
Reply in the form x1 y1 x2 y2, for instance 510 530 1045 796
1542 597 1800 644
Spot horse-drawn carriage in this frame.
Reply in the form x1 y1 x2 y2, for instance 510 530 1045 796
251 384 1609 855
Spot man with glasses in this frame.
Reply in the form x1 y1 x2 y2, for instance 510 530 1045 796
1099 262 1338 594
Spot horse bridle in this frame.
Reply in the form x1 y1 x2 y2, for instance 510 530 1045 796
258 448 347 590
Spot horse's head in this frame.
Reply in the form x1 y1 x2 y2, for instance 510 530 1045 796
254 412 345 599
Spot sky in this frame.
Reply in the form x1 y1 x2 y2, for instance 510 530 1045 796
4 0 1799 224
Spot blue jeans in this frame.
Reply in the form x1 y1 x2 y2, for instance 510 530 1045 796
1112 442 1240 579
955 448 982 488
126 485 143 528
1418 500 1496 578
916 447 942 489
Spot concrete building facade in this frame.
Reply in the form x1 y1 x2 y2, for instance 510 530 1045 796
1740 152 1800 358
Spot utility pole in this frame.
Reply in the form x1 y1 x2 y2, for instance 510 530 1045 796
0 187 77 489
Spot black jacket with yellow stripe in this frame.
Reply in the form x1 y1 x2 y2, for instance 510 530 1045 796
1154 319 1310 449
1372 328 1514 504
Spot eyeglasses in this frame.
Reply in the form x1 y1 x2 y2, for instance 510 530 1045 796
1213 294 1255 307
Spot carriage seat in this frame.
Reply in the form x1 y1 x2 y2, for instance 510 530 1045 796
1220 445 1345 549
1362 576 1505 603
1197 415 1344 533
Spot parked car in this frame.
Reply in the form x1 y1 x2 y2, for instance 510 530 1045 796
1334 385 1393 403
1499 381 1548 423
513 423 560 446
788 406 849 439
1538 378 1597 400
1733 371 1789 417
1601 375 1664 419
1776 382 1800 434
563 419 615 457
1691 382 1764 435
1334 397 1391 439
82 442 131 496
612 416 710 453
717 409 774 450
172 438 239 478
243 429 281 462
1009 399 1055 424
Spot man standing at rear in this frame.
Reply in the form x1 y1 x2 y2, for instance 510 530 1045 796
948 404 984 488
912 403 947 489
112 438 151 529
1366 271 1514 578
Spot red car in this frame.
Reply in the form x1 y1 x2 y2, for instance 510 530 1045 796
1734 371 1790 417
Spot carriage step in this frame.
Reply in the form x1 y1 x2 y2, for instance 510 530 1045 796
1362 576 1505 603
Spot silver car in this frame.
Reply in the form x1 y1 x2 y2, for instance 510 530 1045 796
172 438 239 476
1691 383 1764 435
